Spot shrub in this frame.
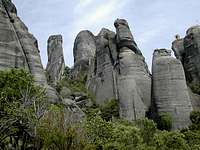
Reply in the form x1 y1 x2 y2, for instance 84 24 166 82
135 118 157 145
85 115 113 146
190 111 200 124
157 112 172 131
0 69 47 149
100 98 119 121
153 131 189 150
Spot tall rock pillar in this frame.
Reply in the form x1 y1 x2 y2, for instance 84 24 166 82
114 19 151 120
152 49 193 130
46 35 65 83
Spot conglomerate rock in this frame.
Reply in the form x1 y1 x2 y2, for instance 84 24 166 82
172 25 200 86
85 19 151 121
87 28 118 104
46 35 65 83
0 0 59 102
72 30 96 78
152 49 193 130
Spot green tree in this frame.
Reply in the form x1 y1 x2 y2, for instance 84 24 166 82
100 98 119 121
0 69 47 149
157 112 172 131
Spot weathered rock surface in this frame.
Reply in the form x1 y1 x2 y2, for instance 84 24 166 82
172 35 184 61
152 49 193 130
0 0 59 102
115 19 151 120
46 35 65 83
85 19 151 121
87 28 118 104
183 25 200 86
72 30 96 78
172 26 200 86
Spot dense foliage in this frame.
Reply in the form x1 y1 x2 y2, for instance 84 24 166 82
0 69 200 150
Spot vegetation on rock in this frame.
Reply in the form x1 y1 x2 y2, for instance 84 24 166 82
0 69 200 150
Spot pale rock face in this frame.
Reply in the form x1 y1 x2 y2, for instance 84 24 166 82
86 19 151 121
46 35 65 83
172 38 184 61
117 47 149 120
152 49 193 130
73 30 96 64
114 19 151 120
87 28 117 104
114 18 142 55
72 30 96 78
0 0 59 103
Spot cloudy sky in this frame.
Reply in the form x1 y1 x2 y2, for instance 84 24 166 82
12 0 200 69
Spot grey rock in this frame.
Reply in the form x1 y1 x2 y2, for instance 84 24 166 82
172 35 184 61
183 25 200 86
73 30 96 63
152 49 193 130
86 19 151 121
172 26 200 87
46 35 65 83
0 0 59 103
87 28 118 104
61 98 85 123
114 18 142 55
60 87 72 99
117 47 151 120
72 30 96 78
188 87 200 111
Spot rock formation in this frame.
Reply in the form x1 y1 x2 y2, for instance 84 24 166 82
0 0 59 103
80 19 151 121
152 49 193 130
72 30 96 78
1 0 199 129
46 35 65 83
115 19 151 120
172 26 200 86
172 26 200 110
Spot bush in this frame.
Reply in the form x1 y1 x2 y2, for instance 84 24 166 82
189 83 200 95
135 118 157 145
100 98 119 121
0 69 47 149
157 113 172 131
190 111 200 124
153 131 189 150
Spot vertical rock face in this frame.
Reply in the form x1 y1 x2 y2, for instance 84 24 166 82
114 19 151 120
172 35 184 61
172 26 200 86
183 25 200 85
83 19 151 121
72 30 96 78
152 49 193 130
46 35 65 83
0 0 59 103
114 19 142 55
87 28 117 104
0 0 26 69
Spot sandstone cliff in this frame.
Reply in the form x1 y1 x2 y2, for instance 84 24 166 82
73 19 151 121
46 35 65 84
152 49 193 129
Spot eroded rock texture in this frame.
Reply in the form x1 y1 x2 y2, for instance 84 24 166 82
115 19 151 120
72 30 96 78
172 26 200 86
152 49 193 130
46 35 65 83
0 0 59 102
84 19 151 121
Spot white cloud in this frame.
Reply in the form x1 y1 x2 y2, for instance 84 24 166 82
72 0 132 35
